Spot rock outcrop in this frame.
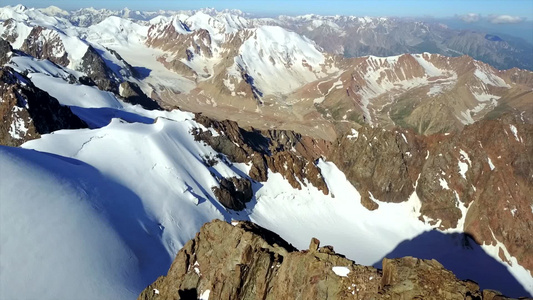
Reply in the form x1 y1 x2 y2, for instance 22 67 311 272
212 177 253 210
139 220 512 300
329 116 533 274
20 26 69 67
0 38 13 66
329 126 425 209
0 66 87 146
119 81 161 110
192 111 531 276
0 19 22 45
79 45 119 92
193 113 330 196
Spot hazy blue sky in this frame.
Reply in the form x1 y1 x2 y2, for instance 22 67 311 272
3 0 533 18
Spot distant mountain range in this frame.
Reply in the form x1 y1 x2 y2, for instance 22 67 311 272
26 4 533 71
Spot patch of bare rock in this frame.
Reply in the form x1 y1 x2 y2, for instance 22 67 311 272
139 220 520 300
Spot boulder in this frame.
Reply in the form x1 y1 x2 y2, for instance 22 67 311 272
212 177 252 211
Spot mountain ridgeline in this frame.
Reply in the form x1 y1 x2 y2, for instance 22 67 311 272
139 220 515 300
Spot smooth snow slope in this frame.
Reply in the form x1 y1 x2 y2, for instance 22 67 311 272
21 116 240 252
0 146 168 300
234 26 327 95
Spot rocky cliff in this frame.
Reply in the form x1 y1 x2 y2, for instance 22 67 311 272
139 220 515 300
329 116 533 274
191 111 532 282
20 26 70 67
193 113 330 204
0 66 87 146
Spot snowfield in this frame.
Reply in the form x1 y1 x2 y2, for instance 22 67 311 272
234 25 327 95
0 146 164 300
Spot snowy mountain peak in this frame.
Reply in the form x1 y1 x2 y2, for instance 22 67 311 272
87 15 148 47
232 25 327 95
38 5 69 17
13 4 27 13
0 5 29 22
184 10 249 39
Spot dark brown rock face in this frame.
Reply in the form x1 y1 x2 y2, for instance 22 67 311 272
138 220 507 300
119 81 161 110
0 67 87 146
0 38 12 66
79 45 119 92
193 113 329 195
212 177 253 210
329 126 425 209
379 257 483 299
413 116 533 274
1 19 21 45
192 111 531 277
328 116 533 277
21 26 70 67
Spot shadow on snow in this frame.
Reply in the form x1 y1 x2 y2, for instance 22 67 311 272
2 146 172 294
373 230 531 297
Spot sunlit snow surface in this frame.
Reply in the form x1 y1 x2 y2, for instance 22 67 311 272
0 146 164 299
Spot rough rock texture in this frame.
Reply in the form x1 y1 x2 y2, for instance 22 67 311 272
379 257 483 299
139 220 509 300
0 38 12 66
212 177 253 210
193 111 531 276
20 26 69 67
79 45 119 92
193 113 329 195
329 116 533 276
0 19 21 45
329 126 425 209
0 66 87 146
119 81 161 110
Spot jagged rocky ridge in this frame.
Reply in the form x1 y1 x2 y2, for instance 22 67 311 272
330 116 533 274
193 113 329 200
276 15 533 71
29 5 533 70
139 219 514 300
142 14 533 138
0 65 86 146
2 49 529 282
191 112 533 282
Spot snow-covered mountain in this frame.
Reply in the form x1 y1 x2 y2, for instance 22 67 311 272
1 4 532 299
